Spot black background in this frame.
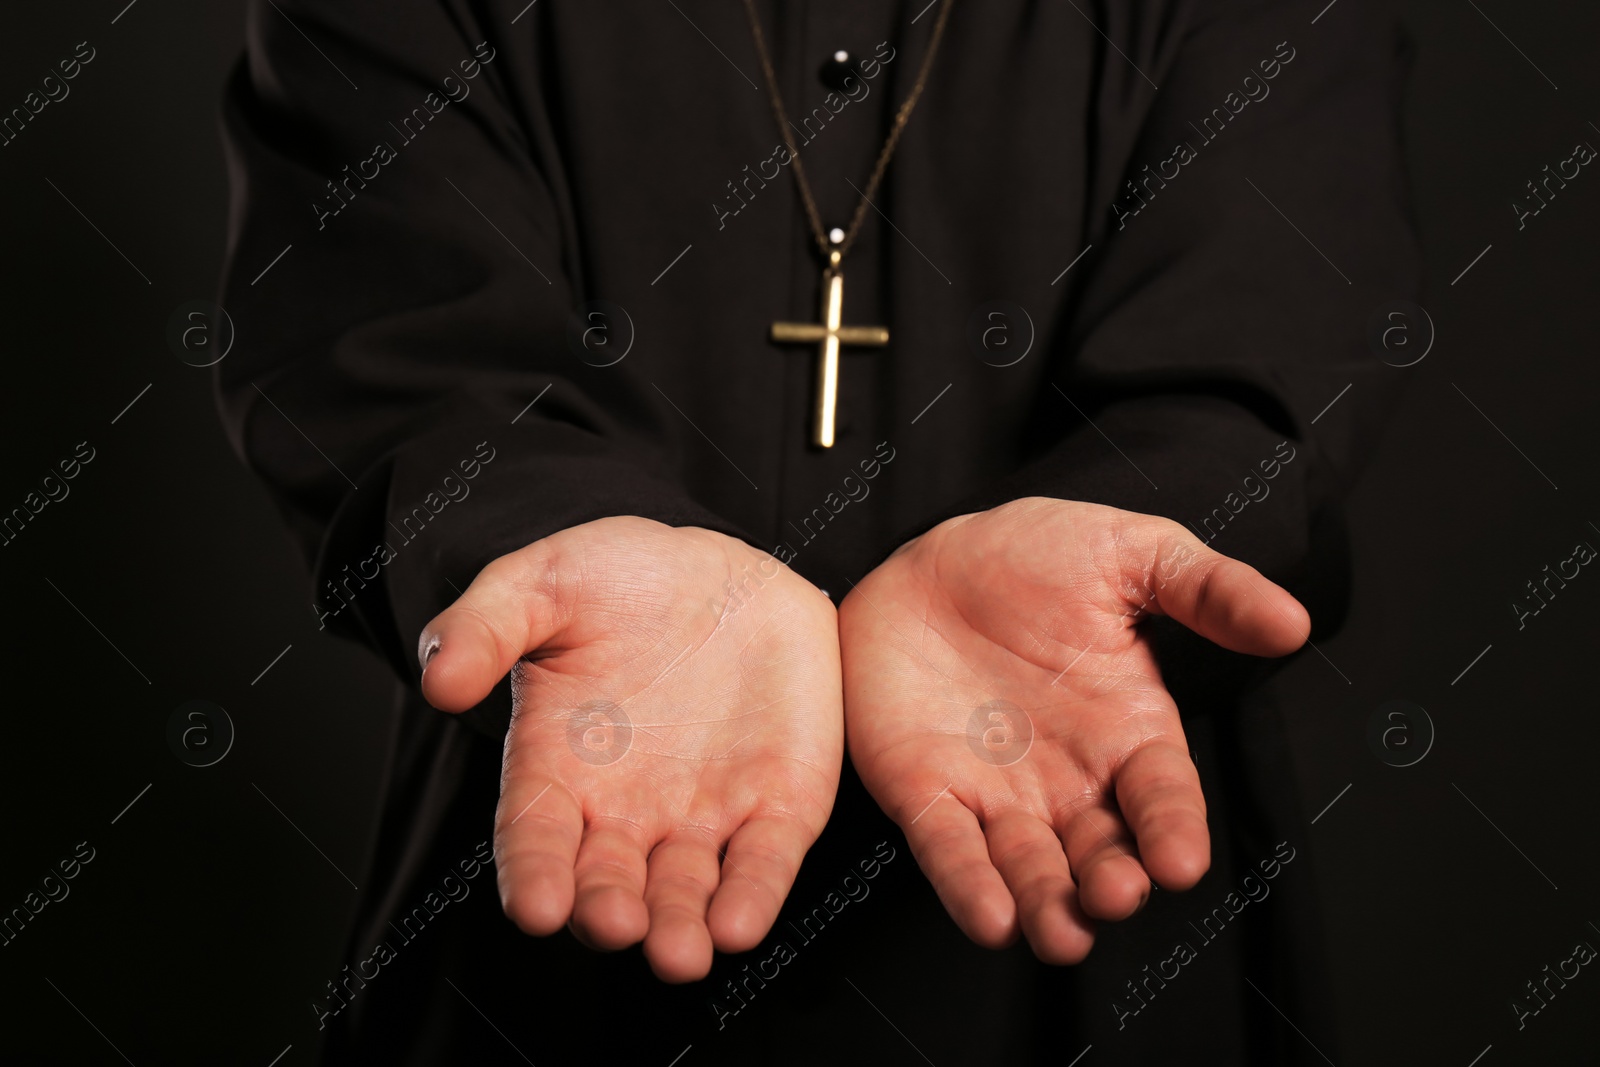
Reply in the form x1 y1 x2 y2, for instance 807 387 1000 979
2 1 1597 1064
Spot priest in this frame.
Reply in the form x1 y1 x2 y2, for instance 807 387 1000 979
218 0 1418 1063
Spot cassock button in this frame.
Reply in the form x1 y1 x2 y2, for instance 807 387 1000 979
819 49 858 92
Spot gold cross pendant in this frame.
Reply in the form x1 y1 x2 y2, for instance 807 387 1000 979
770 251 889 447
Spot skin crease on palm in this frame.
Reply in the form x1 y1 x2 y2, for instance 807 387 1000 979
417 500 1310 981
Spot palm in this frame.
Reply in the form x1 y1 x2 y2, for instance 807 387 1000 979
841 499 1308 963
506 635 835 857
422 518 842 981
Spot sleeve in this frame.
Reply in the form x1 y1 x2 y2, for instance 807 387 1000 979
928 0 1420 675
215 0 751 734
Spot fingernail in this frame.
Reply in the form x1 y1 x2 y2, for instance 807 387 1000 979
418 632 441 671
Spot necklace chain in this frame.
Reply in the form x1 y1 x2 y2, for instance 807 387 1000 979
739 0 956 264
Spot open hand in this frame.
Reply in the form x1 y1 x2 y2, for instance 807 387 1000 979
417 517 842 982
839 498 1308 964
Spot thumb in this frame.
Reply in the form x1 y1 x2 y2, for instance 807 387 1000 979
416 552 566 713
1133 521 1311 657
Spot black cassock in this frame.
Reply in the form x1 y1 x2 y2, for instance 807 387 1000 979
218 1 1417 1063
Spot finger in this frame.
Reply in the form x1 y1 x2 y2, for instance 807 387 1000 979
986 808 1096 965
642 833 722 983
707 813 813 954
494 779 584 936
569 818 651 951
901 792 1016 950
1056 798 1150 922
1114 740 1211 890
1139 526 1310 657
417 551 566 713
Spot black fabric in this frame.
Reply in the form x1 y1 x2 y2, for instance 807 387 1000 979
216 0 1419 1062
